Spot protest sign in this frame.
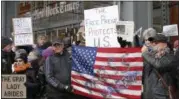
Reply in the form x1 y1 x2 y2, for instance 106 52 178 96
163 24 178 36
14 34 34 46
85 5 119 47
12 17 33 34
116 21 134 42
12 17 34 46
2 75 26 98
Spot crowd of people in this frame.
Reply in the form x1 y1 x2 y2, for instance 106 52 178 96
1 27 179 99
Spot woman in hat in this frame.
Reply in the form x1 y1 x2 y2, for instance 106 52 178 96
12 53 30 74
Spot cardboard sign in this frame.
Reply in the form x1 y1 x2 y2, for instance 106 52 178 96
13 17 33 34
2 75 26 98
116 21 134 42
85 5 119 47
163 24 178 36
14 34 34 46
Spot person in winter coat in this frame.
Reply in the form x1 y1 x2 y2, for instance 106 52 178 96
44 39 73 99
36 35 52 56
12 52 30 74
141 28 157 99
1 37 13 74
25 50 41 99
141 34 175 99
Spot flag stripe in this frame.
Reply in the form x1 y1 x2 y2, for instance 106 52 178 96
94 65 143 71
72 82 141 99
97 48 142 53
96 53 142 58
95 61 143 67
72 79 142 91
73 85 128 99
94 69 143 76
96 57 143 62
72 71 142 85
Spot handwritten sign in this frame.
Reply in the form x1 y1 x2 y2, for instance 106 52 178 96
12 17 34 46
85 5 119 47
14 34 34 46
116 21 134 42
163 24 178 36
2 75 26 98
13 17 32 34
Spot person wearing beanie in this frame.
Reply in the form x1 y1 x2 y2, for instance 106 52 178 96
141 34 175 99
12 53 30 74
44 38 73 99
1 36 13 74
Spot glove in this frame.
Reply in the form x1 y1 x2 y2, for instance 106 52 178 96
64 85 73 93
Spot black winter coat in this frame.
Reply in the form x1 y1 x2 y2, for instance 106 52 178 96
1 50 13 74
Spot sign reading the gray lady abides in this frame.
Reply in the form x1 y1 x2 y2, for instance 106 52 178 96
2 75 26 98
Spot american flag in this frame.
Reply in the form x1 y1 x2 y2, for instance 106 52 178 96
71 45 143 99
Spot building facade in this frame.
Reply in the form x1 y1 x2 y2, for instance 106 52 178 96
1 1 179 43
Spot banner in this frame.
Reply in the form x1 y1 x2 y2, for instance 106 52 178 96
85 5 119 47
12 17 34 46
163 24 178 36
116 21 134 42
2 75 26 98
72 46 143 99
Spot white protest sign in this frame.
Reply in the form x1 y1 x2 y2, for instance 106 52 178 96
116 21 134 42
14 34 34 46
13 17 33 34
163 24 178 36
2 75 26 98
85 5 119 47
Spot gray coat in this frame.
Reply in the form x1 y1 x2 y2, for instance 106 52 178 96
142 51 174 99
44 51 71 94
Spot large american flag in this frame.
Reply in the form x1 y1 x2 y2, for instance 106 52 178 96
71 45 143 99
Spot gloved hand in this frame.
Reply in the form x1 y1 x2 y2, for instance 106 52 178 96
64 85 73 93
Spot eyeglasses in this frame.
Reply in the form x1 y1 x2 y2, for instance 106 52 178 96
16 59 23 62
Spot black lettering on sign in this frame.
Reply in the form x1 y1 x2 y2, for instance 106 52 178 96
6 84 20 89
95 8 106 14
12 76 25 82
4 91 23 97
103 36 110 47
2 76 11 82
94 38 100 47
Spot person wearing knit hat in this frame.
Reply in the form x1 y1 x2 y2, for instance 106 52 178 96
2 36 13 74
12 53 30 74
1 36 13 52
15 49 27 59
